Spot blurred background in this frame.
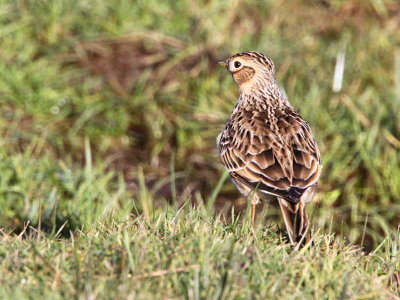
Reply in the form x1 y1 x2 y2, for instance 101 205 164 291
0 0 399 248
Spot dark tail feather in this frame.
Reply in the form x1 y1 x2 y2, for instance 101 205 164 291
278 198 310 245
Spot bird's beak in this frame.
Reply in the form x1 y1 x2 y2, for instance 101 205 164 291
218 60 228 68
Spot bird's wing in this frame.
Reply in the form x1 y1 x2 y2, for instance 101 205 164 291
218 109 321 203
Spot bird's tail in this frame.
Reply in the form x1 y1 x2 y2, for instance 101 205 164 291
278 198 310 246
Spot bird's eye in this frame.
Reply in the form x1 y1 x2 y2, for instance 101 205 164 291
234 61 241 68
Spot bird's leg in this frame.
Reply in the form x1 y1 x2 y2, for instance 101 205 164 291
251 203 256 227
249 193 260 228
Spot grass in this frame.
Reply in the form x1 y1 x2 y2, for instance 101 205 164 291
0 0 399 298
1 208 400 299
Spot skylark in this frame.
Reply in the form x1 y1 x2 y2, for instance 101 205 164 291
217 51 322 244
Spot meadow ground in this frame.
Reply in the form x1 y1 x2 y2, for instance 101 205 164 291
0 0 399 298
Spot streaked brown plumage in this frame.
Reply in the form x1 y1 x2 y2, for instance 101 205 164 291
217 51 322 245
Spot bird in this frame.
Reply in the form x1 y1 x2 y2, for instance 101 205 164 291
217 51 322 245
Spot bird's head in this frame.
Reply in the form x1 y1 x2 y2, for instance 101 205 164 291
218 51 276 92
